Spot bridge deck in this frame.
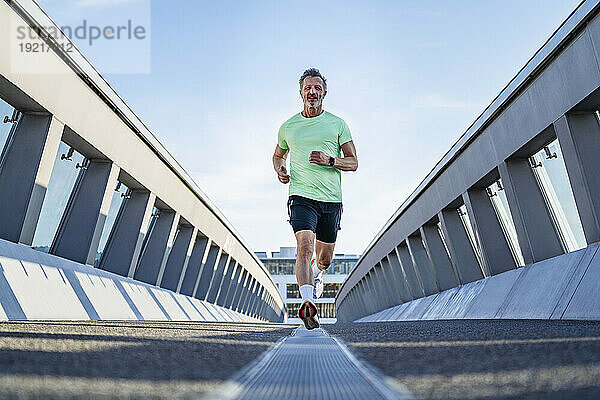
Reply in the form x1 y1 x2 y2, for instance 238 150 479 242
206 326 410 400
0 321 293 399
329 320 600 400
1 320 600 399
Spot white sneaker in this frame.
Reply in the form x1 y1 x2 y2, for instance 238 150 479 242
311 258 324 299
299 299 320 330
313 269 324 299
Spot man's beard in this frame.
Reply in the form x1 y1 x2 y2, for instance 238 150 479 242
304 97 322 108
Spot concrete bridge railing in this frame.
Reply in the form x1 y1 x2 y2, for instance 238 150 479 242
336 0 600 322
0 0 284 322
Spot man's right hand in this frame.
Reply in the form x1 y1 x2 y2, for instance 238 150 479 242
277 165 290 184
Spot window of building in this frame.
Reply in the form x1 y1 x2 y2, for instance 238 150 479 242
286 283 341 299
264 260 295 275
322 283 342 298
286 302 337 319
316 303 336 318
94 181 130 266
0 100 17 157
131 206 160 273
261 255 358 276
436 222 452 260
333 260 357 274
286 283 300 299
530 140 586 252
458 204 485 275
32 142 85 252
147 207 160 234
287 302 300 317
487 180 525 267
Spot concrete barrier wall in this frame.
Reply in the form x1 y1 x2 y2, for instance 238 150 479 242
356 242 600 322
0 238 259 322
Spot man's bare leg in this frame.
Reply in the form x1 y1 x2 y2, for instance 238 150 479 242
312 240 335 299
295 230 315 287
295 230 319 329
315 239 336 273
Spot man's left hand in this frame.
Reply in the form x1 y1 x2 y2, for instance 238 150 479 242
309 151 331 166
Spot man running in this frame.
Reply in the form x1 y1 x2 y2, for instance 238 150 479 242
272 68 358 330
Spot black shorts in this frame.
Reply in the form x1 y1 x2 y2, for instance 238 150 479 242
287 195 343 244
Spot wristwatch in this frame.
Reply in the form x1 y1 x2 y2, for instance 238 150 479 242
329 156 335 166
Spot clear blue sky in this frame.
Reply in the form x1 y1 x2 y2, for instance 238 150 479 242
38 0 582 255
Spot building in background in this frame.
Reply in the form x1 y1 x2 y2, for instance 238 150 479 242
256 247 360 324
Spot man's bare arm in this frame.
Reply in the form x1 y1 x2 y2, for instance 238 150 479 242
309 140 358 171
273 145 290 184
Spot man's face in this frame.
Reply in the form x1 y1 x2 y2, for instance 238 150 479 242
300 76 327 108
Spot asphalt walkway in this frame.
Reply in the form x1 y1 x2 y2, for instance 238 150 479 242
2 320 600 399
328 320 600 400
0 321 294 399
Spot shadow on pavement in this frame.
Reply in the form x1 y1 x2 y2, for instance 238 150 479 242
0 320 295 399
327 320 600 400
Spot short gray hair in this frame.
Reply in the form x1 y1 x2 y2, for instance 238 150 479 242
299 68 327 90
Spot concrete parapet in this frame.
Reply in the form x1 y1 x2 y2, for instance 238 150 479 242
0 238 259 322
356 243 600 322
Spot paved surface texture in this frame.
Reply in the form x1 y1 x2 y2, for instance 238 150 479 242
206 326 410 400
4 320 600 399
327 320 600 400
0 321 294 400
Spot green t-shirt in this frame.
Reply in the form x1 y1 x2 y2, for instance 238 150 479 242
278 111 353 202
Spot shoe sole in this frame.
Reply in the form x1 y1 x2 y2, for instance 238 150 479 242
299 301 319 330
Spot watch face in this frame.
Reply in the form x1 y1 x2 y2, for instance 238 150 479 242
329 157 334 166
